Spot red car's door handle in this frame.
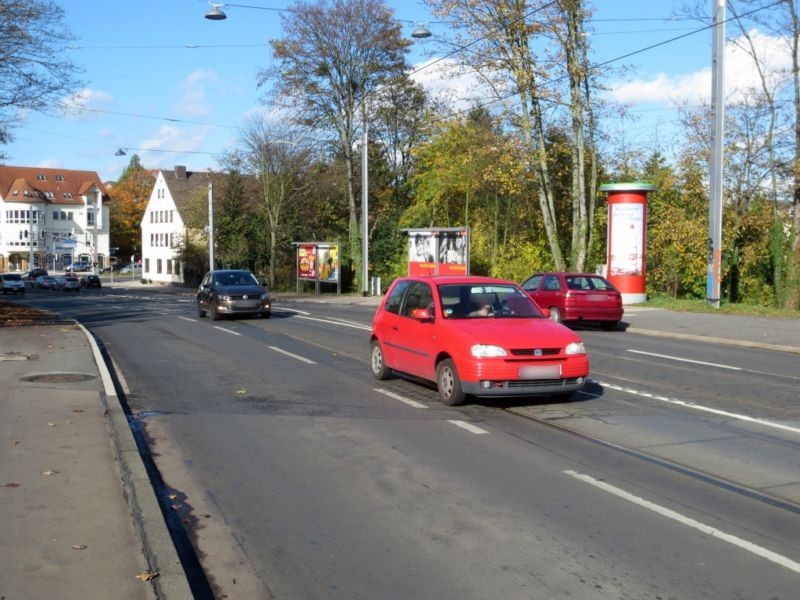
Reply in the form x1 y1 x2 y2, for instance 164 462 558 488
392 326 399 331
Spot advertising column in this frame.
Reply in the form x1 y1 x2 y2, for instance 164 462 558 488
599 183 655 305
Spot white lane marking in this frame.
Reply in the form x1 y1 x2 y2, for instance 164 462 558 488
374 388 428 409
213 326 241 336
178 316 196 322
596 380 800 435
280 307 311 316
447 420 489 435
627 349 741 371
564 470 800 574
295 314 371 331
268 345 316 364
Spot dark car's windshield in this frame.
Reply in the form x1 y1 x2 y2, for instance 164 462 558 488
438 283 545 319
214 271 259 287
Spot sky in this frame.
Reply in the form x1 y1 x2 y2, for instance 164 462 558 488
4 1 791 182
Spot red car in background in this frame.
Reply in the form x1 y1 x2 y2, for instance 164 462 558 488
521 272 623 330
370 275 589 406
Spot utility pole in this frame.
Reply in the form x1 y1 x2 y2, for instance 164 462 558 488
707 0 726 308
208 181 215 270
361 101 369 296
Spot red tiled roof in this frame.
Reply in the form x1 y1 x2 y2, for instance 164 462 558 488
0 166 107 206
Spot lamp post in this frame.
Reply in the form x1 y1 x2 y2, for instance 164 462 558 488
361 101 369 296
208 181 215 270
28 203 35 271
93 186 101 276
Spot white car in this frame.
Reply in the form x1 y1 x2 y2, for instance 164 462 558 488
0 273 25 295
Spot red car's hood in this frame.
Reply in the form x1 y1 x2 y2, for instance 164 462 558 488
445 317 582 348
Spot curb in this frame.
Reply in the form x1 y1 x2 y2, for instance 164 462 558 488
626 326 800 355
75 322 193 599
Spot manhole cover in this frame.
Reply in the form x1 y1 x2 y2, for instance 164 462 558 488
21 373 96 383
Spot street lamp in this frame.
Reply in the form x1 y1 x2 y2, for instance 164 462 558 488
205 3 227 20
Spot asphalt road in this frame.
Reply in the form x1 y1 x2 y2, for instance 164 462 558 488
12 287 800 599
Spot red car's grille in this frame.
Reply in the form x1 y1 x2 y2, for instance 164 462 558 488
504 378 582 389
509 348 561 356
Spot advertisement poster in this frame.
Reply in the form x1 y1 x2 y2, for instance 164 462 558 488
438 230 468 275
408 231 436 276
297 244 316 280
609 203 644 276
317 244 339 283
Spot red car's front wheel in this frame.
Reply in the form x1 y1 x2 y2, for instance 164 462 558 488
436 359 466 406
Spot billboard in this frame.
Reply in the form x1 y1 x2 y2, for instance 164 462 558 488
406 228 469 276
294 242 341 294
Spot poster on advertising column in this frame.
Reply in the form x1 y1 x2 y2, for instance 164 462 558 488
609 203 644 277
437 229 468 275
407 230 436 276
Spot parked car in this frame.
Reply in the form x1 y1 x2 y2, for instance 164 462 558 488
521 272 623 330
80 275 102 289
65 262 93 273
119 262 142 274
0 273 25 295
370 275 589 406
60 275 81 292
35 275 57 290
22 268 48 281
196 269 271 320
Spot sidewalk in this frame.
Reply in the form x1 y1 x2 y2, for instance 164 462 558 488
0 304 191 600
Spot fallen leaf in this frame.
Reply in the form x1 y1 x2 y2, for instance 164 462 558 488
136 572 159 582
47 422 57 427
171 504 182 510
3 482 20 488
71 544 87 550
235 388 247 395
10 440 19 446
40 469 59 476
72 409 84 413
167 494 178 500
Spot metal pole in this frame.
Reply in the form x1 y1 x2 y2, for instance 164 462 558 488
361 102 369 296
28 204 34 270
707 0 725 308
208 181 215 270
93 188 100 275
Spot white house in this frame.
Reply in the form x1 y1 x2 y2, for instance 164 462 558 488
141 166 212 284
0 166 109 273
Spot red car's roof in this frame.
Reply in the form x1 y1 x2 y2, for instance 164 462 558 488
402 275 518 286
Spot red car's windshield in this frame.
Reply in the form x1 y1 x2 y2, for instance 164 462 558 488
438 283 545 319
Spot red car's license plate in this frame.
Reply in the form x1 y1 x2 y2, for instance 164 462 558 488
518 365 562 379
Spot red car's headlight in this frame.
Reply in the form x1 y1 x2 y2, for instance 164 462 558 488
565 342 586 355
471 344 508 358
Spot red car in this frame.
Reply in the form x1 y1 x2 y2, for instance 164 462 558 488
370 275 589 406
521 272 623 330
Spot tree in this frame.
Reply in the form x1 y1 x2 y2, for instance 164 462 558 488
0 0 83 153
108 155 154 263
259 0 410 291
238 115 310 288
424 0 599 271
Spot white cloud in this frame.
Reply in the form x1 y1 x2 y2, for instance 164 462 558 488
173 70 219 118
138 124 211 168
60 88 113 119
410 57 497 112
608 29 791 106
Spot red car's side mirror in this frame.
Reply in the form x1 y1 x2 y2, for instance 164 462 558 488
411 308 433 322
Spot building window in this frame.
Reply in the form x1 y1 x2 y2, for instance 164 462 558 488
36 174 46 181
169 210 174 223
145 258 150 272
157 259 162 274
87 211 95 226
63 192 73 199
166 260 173 275
55 175 64 182
45 191 54 199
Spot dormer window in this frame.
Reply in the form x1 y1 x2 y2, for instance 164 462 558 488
45 191 55 199
63 192 73 199
55 175 65 182
36 174 47 181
